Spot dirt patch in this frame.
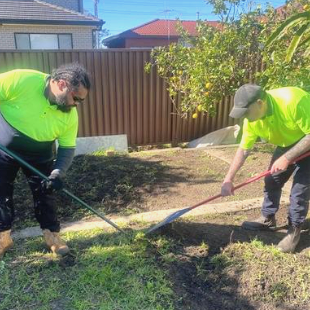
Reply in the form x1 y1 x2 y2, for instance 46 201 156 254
13 144 275 228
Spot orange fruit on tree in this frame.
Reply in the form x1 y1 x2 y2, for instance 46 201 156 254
205 82 212 89
192 113 198 119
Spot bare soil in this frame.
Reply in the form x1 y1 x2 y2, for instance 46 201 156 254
14 143 275 226
12 144 310 310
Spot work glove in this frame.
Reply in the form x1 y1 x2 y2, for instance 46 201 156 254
41 171 63 194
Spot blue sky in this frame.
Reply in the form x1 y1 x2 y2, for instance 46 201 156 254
83 0 287 38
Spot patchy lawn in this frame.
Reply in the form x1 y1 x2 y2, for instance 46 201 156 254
3 143 310 310
1 208 310 310
155 206 310 310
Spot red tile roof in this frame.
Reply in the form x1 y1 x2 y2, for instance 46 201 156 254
131 19 221 36
104 18 221 44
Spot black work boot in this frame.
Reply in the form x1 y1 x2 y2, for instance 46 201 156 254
277 225 302 253
241 215 276 231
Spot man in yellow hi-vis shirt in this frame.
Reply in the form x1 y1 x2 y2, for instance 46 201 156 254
221 84 310 253
0 63 90 257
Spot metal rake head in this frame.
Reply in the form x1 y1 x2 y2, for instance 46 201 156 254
146 207 191 234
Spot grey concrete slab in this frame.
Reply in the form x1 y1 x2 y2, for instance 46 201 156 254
75 134 128 155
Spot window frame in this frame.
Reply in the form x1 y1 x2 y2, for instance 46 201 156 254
14 33 73 50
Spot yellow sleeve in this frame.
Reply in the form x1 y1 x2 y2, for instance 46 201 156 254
239 119 258 150
57 109 78 148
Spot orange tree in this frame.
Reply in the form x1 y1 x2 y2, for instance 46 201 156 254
145 0 310 118
259 0 310 90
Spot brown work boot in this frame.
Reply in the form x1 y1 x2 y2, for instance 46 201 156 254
277 226 302 253
0 230 14 258
241 215 276 231
43 229 69 256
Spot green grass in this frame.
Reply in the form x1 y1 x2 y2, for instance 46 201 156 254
208 239 310 306
0 229 174 310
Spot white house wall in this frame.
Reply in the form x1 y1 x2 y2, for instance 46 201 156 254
0 24 95 49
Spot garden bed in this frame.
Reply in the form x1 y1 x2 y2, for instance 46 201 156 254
4 144 310 310
14 144 275 228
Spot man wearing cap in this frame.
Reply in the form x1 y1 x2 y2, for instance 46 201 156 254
0 63 90 258
221 84 310 253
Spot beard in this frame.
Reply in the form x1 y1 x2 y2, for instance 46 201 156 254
54 92 68 106
56 104 75 113
49 90 76 113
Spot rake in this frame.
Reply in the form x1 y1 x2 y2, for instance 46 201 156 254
0 143 125 233
146 150 310 234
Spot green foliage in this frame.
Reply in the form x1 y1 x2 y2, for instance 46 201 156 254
266 2 310 62
147 15 264 116
258 1 310 90
145 0 310 116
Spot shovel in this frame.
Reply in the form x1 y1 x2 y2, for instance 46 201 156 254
146 150 310 234
0 143 125 233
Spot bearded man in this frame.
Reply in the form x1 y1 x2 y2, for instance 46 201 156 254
0 63 90 257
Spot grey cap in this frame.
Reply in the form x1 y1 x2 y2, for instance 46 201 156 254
229 84 263 119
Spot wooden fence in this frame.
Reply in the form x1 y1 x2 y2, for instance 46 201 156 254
0 49 236 145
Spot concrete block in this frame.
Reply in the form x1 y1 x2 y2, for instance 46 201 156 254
74 134 128 155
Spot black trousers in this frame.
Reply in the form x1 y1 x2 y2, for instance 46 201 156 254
262 146 310 227
0 150 60 233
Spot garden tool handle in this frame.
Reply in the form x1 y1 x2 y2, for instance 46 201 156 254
233 149 310 191
188 150 310 212
0 143 125 233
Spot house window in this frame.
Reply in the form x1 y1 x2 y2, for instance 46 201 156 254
15 33 73 49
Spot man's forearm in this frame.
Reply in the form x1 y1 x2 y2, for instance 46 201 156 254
224 147 250 182
52 147 75 177
284 135 310 162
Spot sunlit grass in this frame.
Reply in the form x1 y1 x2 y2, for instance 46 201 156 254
0 229 174 310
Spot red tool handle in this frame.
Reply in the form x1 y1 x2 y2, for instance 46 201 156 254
188 150 310 211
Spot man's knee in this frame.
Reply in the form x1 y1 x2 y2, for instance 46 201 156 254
264 175 284 190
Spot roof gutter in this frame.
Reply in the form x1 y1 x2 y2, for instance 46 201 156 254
103 34 184 43
0 19 104 27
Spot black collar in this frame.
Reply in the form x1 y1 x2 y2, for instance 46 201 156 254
44 75 51 100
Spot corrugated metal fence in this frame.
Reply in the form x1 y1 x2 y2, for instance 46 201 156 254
0 49 237 145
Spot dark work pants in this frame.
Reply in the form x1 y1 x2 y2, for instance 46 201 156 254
262 146 310 227
0 151 60 233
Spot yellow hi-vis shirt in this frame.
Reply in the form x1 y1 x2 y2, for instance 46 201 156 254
0 69 78 147
240 87 310 150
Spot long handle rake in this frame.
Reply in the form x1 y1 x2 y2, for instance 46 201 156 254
146 150 310 234
0 143 125 233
